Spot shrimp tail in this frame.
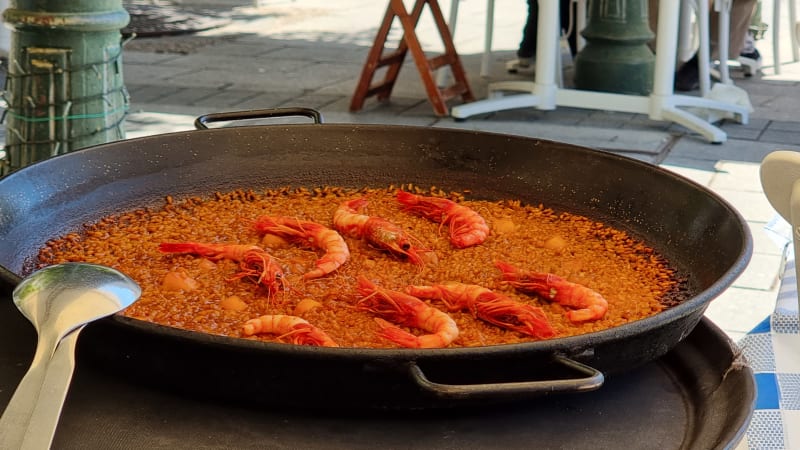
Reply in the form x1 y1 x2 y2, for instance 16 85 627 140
407 282 556 339
159 242 209 256
397 191 489 248
242 314 338 347
373 318 421 348
396 190 446 221
495 260 608 323
357 278 458 348
474 300 556 339
255 215 349 279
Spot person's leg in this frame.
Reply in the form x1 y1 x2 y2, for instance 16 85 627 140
647 0 659 52
710 0 757 58
518 0 539 58
560 0 577 55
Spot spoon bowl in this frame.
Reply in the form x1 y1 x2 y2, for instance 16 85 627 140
12 262 142 342
0 262 141 449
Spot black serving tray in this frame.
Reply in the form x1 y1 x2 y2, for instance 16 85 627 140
0 283 754 450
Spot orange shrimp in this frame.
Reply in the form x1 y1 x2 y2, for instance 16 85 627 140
332 198 426 266
253 216 349 280
495 260 608 323
356 277 458 348
396 190 489 248
405 283 556 339
158 242 285 296
242 314 338 347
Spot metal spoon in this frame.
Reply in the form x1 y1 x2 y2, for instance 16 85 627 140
0 263 141 449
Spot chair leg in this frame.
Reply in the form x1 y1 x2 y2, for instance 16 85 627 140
351 0 474 116
678 0 694 62
714 0 731 84
436 0 459 87
695 0 712 95
576 0 587 51
788 0 799 61
774 0 782 74
480 0 495 78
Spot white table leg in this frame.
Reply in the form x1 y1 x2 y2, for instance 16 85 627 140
696 0 712 96
715 0 732 84
452 0 748 144
480 0 495 78
436 0 460 87
650 1 747 143
452 0 561 118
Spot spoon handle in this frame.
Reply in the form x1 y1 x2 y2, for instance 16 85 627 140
21 328 83 450
0 329 82 450
0 333 60 448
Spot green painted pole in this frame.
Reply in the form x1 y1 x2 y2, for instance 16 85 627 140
1 0 129 174
573 0 654 95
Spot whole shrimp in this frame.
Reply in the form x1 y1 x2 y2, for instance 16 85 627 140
356 277 459 348
242 314 339 347
253 215 350 279
396 190 489 248
158 241 285 296
495 260 608 323
333 198 425 266
405 282 555 339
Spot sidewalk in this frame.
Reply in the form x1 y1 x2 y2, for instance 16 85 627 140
22 1 800 340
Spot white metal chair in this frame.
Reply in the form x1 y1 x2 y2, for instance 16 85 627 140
769 0 799 74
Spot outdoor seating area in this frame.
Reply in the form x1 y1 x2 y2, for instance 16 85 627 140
1 0 800 448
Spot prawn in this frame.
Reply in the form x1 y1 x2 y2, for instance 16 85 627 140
253 215 350 279
356 277 459 348
242 314 338 347
396 190 489 248
405 282 556 339
158 241 285 296
333 198 426 266
495 260 608 323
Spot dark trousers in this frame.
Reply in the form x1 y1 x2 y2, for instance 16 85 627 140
518 0 577 58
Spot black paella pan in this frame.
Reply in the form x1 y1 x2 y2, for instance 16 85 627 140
0 108 752 410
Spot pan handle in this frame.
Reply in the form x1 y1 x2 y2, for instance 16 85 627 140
408 354 604 399
194 107 324 129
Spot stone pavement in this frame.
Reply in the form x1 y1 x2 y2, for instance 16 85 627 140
9 0 800 340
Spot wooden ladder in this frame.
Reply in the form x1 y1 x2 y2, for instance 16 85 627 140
350 0 475 117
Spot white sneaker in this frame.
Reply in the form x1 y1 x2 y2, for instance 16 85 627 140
738 48 762 77
506 57 533 74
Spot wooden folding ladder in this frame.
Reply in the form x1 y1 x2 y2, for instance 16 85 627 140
350 0 475 117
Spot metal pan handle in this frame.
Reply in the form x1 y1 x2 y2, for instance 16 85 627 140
194 107 324 129
408 354 604 399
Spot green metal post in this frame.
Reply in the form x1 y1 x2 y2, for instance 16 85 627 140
573 0 655 95
1 0 129 174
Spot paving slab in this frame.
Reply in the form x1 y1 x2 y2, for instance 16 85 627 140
731 252 783 291
124 63 200 84
124 111 197 139
317 110 440 128
715 186 781 223
431 119 672 157
661 161 718 184
665 137 800 164
709 160 764 192
704 286 781 335
190 88 291 109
